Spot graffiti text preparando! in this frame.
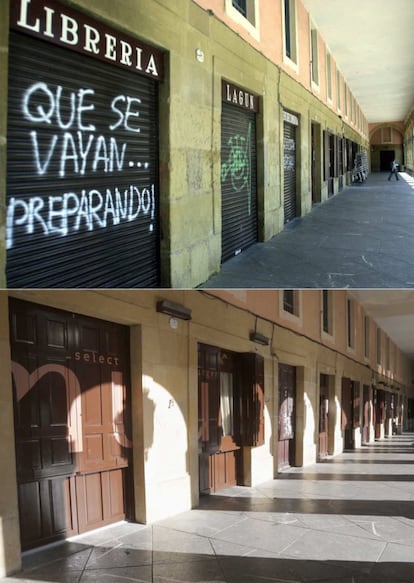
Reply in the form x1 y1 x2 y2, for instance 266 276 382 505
6 185 155 249
7 80 156 249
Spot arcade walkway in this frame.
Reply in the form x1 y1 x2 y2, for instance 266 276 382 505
202 172 414 289
4 433 414 582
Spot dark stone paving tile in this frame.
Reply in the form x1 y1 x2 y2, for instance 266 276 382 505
153 558 225 582
4 568 83 582
21 544 92 572
84 545 152 569
80 565 152 582
218 556 302 583
152 525 216 565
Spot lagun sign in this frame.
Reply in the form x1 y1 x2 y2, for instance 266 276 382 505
7 0 164 287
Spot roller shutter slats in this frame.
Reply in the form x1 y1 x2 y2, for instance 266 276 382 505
221 103 258 262
7 32 159 287
283 121 297 223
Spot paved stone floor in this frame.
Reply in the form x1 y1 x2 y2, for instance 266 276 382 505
4 432 414 582
201 172 414 289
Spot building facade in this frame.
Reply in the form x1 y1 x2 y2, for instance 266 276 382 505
0 0 374 289
0 289 412 576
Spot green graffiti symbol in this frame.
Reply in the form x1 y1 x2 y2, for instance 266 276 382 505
221 123 252 204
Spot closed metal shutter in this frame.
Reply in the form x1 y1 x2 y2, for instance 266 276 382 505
7 32 159 287
221 103 257 262
283 121 297 223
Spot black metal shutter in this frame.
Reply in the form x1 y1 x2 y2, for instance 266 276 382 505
221 103 257 262
283 121 297 223
7 32 159 288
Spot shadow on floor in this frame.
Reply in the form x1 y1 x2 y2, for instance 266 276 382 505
7 543 414 583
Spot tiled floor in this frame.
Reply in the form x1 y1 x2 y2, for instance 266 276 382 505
201 172 414 289
4 433 414 582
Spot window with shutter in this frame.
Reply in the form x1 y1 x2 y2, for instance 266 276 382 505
198 345 264 454
198 345 221 453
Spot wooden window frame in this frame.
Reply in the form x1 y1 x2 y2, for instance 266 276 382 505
376 327 382 366
283 290 300 317
310 26 319 87
347 298 355 350
322 290 334 337
336 70 341 112
364 315 370 359
326 51 332 102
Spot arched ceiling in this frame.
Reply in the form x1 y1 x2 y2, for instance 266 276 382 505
301 0 414 123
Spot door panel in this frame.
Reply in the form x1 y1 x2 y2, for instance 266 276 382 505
209 450 238 493
10 299 131 550
198 344 239 493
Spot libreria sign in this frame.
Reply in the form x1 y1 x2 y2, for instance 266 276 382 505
12 0 163 78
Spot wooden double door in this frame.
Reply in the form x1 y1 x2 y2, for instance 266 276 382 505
341 378 360 450
10 299 133 550
198 344 264 494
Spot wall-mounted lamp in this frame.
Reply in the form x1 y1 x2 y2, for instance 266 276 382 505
249 331 269 346
156 300 192 321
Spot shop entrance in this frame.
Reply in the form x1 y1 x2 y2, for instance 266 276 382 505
341 378 360 450
362 385 371 444
221 83 259 262
380 150 395 172
198 344 264 493
375 389 385 438
278 364 296 471
311 122 322 204
10 299 133 550
318 374 329 459
283 112 299 223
